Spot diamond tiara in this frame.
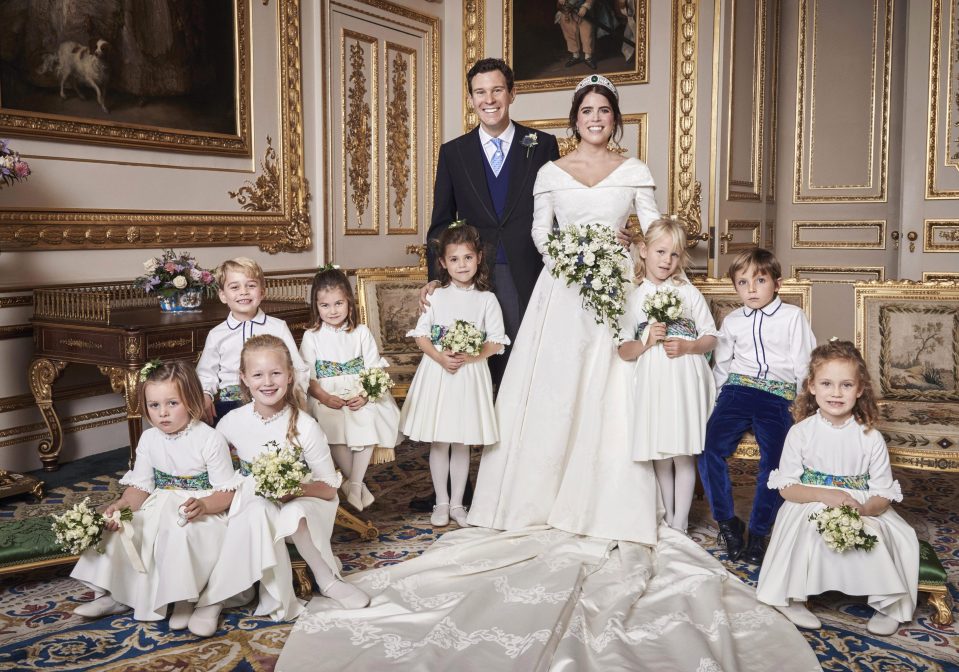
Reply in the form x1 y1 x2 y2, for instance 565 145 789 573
574 74 618 99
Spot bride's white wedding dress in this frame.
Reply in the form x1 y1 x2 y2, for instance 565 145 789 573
276 159 821 671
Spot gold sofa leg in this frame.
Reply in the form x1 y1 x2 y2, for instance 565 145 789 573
924 588 954 627
335 504 378 541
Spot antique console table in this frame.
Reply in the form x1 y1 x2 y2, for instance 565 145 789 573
27 279 378 540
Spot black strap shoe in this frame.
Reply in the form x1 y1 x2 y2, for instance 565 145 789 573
717 516 746 561
742 532 768 565
584 57 598 70
565 56 582 68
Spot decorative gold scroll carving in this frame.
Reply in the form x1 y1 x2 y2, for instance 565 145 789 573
386 44 417 235
670 0 704 243
463 0 486 133
343 31 377 234
0 295 32 309
0 0 311 253
924 219 959 251
58 338 103 350
28 358 67 470
229 136 282 213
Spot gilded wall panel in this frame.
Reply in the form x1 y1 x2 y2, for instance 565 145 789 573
462 0 485 133
792 220 886 249
385 43 417 235
924 220 959 252
792 265 885 283
342 30 379 235
726 0 766 201
794 0 892 202
721 220 761 254
926 0 959 197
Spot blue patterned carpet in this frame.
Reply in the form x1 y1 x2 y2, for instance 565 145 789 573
1 444 956 671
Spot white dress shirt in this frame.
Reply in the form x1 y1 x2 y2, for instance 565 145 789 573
712 296 816 389
478 122 515 168
196 309 309 398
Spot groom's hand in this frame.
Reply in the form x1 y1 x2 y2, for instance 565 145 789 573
615 224 632 248
419 281 440 312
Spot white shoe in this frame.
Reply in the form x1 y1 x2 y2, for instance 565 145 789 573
775 601 821 629
360 483 375 509
347 482 364 510
321 579 371 609
430 503 450 527
867 611 900 636
168 600 194 630
74 594 130 618
188 603 222 637
449 505 469 527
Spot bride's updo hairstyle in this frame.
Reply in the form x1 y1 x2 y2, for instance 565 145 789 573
632 218 689 285
568 84 623 144
432 222 493 291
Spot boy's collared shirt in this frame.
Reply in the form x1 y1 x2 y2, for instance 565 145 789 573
712 296 816 390
196 309 310 398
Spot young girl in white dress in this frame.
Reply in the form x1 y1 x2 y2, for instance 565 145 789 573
71 361 241 637
757 340 919 635
400 223 509 528
617 218 719 534
300 266 401 512
201 335 370 621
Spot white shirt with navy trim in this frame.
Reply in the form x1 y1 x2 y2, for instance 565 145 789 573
196 309 309 397
478 122 515 169
712 296 816 389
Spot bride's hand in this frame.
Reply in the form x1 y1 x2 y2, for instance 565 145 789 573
615 225 632 248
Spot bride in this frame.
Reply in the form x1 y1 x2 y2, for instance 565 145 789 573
277 76 821 672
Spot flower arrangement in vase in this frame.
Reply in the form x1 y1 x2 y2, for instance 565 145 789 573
136 249 217 313
0 139 31 189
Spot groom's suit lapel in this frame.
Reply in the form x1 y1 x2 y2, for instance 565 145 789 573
455 128 497 226
500 123 537 226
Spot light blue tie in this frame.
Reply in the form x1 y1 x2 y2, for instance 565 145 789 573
490 138 504 176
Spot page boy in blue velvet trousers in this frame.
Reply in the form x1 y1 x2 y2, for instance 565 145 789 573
698 248 816 566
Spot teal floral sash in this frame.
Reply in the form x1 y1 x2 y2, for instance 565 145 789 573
315 356 363 378
800 467 869 491
635 317 697 341
726 373 797 401
218 385 243 402
153 468 212 491
429 324 487 347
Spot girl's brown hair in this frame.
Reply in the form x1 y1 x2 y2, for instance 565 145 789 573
239 334 307 447
632 218 689 284
432 223 493 291
139 361 206 424
308 267 357 331
792 340 880 429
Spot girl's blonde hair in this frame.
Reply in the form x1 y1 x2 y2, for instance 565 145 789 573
792 340 880 429
239 334 306 447
632 218 689 284
138 361 206 423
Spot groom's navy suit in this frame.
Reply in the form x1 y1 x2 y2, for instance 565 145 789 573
427 123 560 385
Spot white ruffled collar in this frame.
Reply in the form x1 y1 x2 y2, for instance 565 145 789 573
815 409 858 430
252 404 291 425
161 418 197 441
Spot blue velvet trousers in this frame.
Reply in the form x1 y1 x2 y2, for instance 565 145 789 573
697 384 793 536
213 399 243 426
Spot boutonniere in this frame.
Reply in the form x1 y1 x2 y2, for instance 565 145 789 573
520 132 538 158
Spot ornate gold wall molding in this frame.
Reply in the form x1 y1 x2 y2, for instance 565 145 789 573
462 0 485 133
924 271 959 281
767 0 780 202
926 0 959 198
343 30 378 235
794 0 893 202
386 43 417 235
0 325 30 340
792 220 887 249
721 219 760 254
0 295 32 309
670 0 704 242
725 0 766 202
792 265 885 283
924 219 959 252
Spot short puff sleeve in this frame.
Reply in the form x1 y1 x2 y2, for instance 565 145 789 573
766 425 806 490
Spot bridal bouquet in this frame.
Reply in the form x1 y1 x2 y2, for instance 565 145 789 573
135 249 217 298
359 367 394 401
251 440 310 502
0 139 31 189
50 498 132 555
643 287 683 324
545 223 630 340
439 319 485 357
808 505 878 553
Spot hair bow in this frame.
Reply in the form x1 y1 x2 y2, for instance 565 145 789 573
138 359 163 383
317 263 341 273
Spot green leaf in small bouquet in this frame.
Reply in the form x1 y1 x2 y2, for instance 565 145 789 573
439 320 485 357
50 497 113 555
359 367 394 401
251 440 311 502
642 287 684 324
808 504 878 553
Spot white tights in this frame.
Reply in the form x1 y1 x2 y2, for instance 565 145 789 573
330 444 373 487
290 519 337 590
430 442 469 507
653 455 696 532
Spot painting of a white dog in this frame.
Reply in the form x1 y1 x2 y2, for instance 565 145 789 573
54 39 110 113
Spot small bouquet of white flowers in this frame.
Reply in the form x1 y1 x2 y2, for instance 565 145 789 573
545 223 630 340
251 440 310 502
808 504 878 553
439 320 485 357
359 367 394 401
50 498 132 555
643 287 684 324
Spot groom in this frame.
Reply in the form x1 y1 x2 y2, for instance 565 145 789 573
411 58 559 512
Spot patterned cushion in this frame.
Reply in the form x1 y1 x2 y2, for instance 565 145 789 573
918 539 947 586
0 516 74 569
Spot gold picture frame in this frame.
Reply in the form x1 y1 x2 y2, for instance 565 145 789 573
355 265 428 400
504 0 649 93
0 0 310 253
855 281 959 472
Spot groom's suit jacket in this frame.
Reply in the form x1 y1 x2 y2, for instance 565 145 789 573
426 123 560 317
